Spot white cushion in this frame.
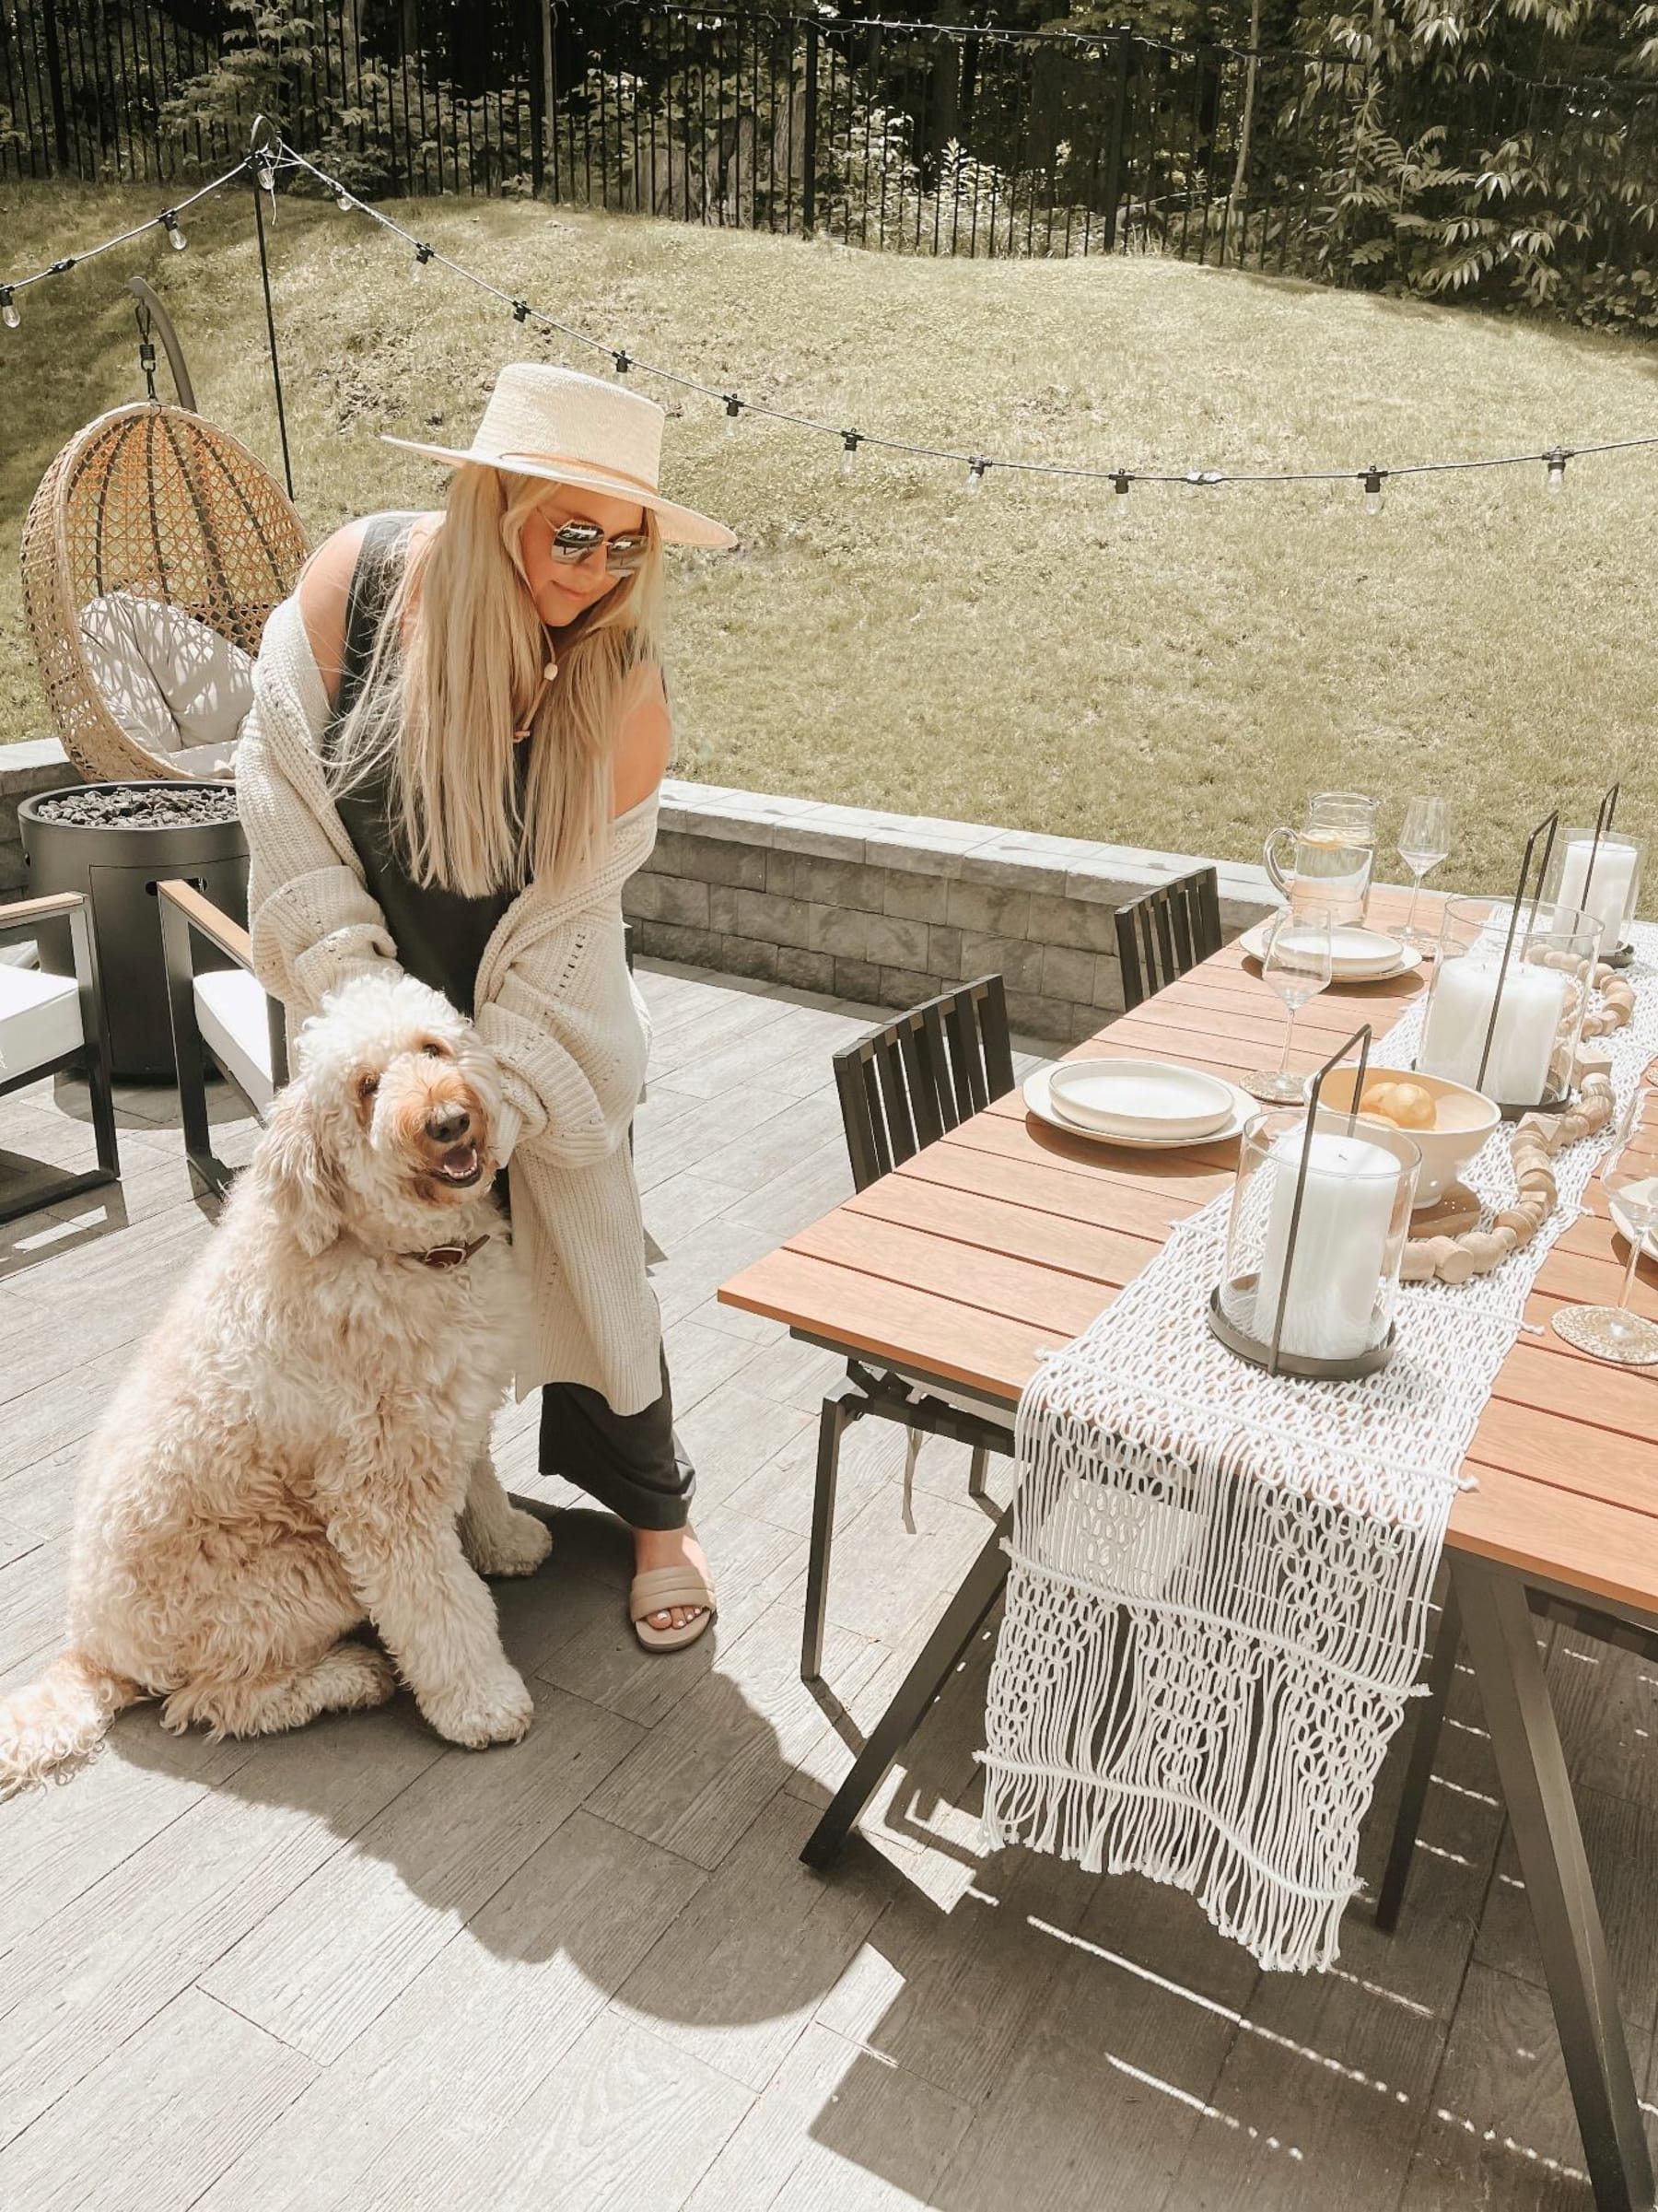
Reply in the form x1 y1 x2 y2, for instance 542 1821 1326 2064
78 593 254 756
0 966 82 1081
194 968 275 1107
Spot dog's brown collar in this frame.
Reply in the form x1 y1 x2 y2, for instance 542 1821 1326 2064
404 1233 496 1271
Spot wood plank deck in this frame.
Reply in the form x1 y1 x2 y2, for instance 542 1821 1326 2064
0 958 1653 2208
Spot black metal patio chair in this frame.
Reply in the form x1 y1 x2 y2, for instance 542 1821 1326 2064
0 892 121 1224
800 974 1017 1682
1115 865 1222 1012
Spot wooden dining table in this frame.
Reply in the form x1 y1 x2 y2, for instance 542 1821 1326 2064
718 886 1658 2212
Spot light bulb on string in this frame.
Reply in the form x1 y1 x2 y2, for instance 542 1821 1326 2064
724 394 742 437
255 154 277 200
411 241 434 280
1111 470 1131 518
839 429 861 478
966 456 988 495
159 209 187 252
1185 469 1224 488
1363 465 1385 517
333 183 354 213
613 349 632 375
1 287 18 331
1546 447 1569 497
511 298 531 324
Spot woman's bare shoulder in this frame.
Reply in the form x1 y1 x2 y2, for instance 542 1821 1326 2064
613 659 672 819
297 511 440 706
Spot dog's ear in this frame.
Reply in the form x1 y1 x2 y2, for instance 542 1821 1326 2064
249 1081 345 1258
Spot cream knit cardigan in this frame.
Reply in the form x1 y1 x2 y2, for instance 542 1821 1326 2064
236 593 662 1416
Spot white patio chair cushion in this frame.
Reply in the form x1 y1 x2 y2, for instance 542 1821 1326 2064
78 592 253 758
193 968 274 1109
0 966 82 1082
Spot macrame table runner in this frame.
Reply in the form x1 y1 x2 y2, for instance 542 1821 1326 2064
979 921 1658 1973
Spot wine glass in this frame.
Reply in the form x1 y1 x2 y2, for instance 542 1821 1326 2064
1244 907 1334 1104
1552 1087 1658 1365
1398 796 1452 946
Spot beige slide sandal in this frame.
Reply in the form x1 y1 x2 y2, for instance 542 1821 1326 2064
630 1566 718 1653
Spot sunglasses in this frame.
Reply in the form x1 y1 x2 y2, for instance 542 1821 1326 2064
545 519 652 576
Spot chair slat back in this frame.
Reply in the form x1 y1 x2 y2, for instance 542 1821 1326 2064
835 975 1015 1193
1115 866 1222 1012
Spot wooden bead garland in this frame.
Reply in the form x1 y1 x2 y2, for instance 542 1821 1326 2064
1400 1072 1617 1282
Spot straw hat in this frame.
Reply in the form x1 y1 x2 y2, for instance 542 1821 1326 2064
383 363 737 549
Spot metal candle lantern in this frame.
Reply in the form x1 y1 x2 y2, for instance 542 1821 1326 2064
1416 813 1602 1118
1209 1025 1421 1381
1543 785 1640 972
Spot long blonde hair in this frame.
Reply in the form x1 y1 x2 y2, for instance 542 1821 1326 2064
329 463 663 898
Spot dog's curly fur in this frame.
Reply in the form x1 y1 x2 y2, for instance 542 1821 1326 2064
0 973 554 1799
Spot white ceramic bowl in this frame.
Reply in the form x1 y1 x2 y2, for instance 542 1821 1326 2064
1317 1067 1501 1206
1047 1059 1237 1141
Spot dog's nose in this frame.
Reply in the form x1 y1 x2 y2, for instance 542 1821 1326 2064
425 1105 472 1145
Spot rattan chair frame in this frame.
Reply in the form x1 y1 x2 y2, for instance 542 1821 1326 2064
20 402 308 784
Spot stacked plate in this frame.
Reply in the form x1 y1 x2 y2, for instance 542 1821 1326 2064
1238 919 1421 983
1023 1058 1252 1150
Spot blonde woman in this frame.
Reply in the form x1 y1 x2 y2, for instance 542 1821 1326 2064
237 364 734 1652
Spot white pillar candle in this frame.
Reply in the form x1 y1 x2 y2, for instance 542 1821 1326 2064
1254 1130 1401 1363
1418 955 1568 1105
1557 839 1635 948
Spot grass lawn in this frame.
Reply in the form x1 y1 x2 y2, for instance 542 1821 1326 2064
4 177 1656 890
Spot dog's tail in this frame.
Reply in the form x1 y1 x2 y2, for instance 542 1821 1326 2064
0 1650 138 1800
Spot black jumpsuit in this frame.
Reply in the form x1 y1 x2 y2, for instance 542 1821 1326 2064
324 513 695 1530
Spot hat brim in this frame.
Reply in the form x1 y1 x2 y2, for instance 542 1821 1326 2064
380 435 738 549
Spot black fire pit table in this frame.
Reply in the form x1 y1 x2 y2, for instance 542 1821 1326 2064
19 781 249 1080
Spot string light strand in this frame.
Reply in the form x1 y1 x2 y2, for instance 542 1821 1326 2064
0 157 252 305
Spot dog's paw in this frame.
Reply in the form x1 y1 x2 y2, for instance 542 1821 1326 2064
419 1663 534 1750
467 1508 554 1580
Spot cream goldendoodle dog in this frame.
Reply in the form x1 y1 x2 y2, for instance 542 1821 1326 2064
0 972 554 1798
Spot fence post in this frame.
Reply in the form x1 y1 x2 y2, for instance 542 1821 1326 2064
40 0 72 174
1100 29 1130 252
801 17 819 236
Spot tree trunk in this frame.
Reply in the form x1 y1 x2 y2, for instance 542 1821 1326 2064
1231 0 1264 204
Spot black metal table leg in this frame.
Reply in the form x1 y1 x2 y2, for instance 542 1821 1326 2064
801 1506 1012 1871
1454 1552 1654 2212
1374 1575 1464 1934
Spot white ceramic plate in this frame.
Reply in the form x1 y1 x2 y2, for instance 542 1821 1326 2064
1239 919 1423 984
1047 1057 1236 1141
1023 1063 1255 1150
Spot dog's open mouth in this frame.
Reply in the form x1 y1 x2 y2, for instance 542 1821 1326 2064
429 1141 484 1189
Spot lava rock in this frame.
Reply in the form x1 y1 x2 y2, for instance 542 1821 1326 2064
33 783 239 832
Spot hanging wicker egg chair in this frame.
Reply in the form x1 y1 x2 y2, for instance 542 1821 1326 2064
20 401 308 783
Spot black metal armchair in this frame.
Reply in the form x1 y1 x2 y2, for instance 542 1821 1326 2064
1115 866 1222 1012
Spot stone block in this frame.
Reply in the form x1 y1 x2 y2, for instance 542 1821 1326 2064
861 826 972 879
1006 991 1081 1042
718 934 779 984
625 872 710 929
636 919 721 967
882 871 953 924
764 849 798 899
776 945 837 996
1040 942 1097 1004
862 913 929 970
833 957 883 1005
732 888 813 952
806 904 870 958
955 834 1075 895
1026 891 1121 954
961 933 1045 993
946 881 1031 937
707 884 739 935
793 855 889 913
771 818 868 862
927 924 964 978
879 969 941 1010
673 834 768 890
1092 954 1126 1012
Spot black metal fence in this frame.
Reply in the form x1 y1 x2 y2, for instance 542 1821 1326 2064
4 3 1656 289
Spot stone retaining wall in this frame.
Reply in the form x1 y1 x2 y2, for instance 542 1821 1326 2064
2 743 1282 1039
0 739 81 895
629 782 1280 1042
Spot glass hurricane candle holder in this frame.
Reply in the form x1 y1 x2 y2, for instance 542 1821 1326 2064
1545 828 1642 965
1416 897 1602 1117
1210 1104 1420 1379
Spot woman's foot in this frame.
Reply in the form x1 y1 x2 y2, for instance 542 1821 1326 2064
633 1524 712 1634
